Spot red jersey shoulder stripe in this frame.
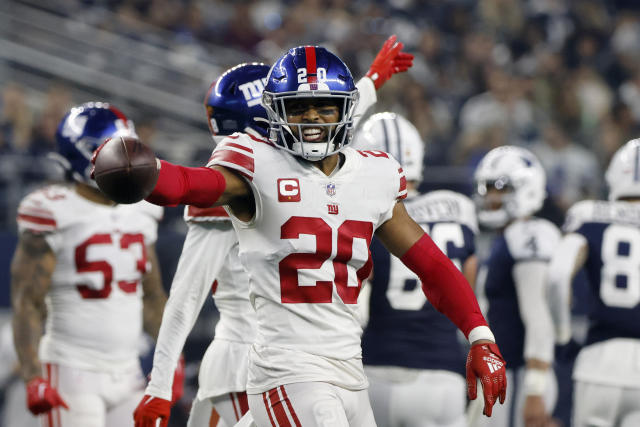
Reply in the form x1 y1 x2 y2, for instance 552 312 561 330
17 214 57 232
397 167 408 200
209 149 254 181
185 205 229 222
246 133 275 147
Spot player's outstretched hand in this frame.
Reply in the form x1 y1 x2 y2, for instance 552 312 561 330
466 342 507 416
171 355 185 404
26 377 69 415
365 34 415 90
134 395 171 427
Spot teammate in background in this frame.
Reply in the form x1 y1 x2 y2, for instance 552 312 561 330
137 36 413 427
472 146 559 427
98 45 507 427
10 103 183 427
354 112 478 427
547 138 640 427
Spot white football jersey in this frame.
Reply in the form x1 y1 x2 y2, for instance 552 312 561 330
208 133 407 394
182 206 257 398
17 184 162 371
184 206 256 344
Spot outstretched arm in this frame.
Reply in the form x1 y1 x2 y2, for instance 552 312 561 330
375 202 506 416
134 222 238 427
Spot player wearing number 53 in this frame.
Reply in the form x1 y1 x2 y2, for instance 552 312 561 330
93 46 507 426
547 138 640 427
10 103 183 427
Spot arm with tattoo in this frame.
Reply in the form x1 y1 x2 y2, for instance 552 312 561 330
141 244 167 340
10 231 56 382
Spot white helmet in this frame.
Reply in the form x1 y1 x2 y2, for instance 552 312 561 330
473 146 546 228
353 112 425 182
606 138 640 201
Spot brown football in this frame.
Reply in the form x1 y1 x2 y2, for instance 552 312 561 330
93 136 159 204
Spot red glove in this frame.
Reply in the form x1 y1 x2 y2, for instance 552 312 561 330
365 34 415 89
133 395 171 427
466 342 507 417
171 355 185 404
89 138 110 180
26 377 69 415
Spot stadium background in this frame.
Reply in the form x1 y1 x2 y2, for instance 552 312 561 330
1 0 639 425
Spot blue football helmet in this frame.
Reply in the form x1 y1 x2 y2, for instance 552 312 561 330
204 62 270 143
262 46 359 161
54 102 136 184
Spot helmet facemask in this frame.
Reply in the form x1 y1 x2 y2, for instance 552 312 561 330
474 177 516 229
263 90 359 161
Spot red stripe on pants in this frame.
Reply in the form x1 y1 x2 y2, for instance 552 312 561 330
268 388 291 427
262 392 277 427
237 391 249 416
279 386 301 427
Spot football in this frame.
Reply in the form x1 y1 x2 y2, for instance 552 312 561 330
93 136 159 204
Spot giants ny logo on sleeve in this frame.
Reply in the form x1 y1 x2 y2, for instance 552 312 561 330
278 179 301 202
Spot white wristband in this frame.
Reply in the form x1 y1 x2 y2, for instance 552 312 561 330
523 368 548 396
468 325 495 344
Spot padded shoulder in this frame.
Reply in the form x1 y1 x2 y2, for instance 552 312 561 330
408 190 478 232
563 200 600 233
504 217 561 261
207 132 274 182
349 147 407 201
16 185 75 233
129 200 164 222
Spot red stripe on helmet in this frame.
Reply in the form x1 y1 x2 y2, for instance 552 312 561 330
108 105 129 126
304 46 317 89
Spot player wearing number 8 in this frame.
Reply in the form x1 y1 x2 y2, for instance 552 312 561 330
547 138 640 427
10 103 180 427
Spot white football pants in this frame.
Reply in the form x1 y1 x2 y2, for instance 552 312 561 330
365 366 466 427
247 382 376 427
38 362 145 427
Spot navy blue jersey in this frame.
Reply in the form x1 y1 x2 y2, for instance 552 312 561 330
362 191 477 373
480 217 561 369
563 200 640 346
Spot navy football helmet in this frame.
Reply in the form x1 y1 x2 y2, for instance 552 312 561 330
204 62 270 143
262 46 359 161
54 102 136 184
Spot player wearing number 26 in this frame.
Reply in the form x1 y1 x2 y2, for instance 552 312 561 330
10 103 172 427
547 138 640 427
472 146 560 427
95 46 507 426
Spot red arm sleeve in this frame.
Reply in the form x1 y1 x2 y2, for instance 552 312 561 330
145 160 226 208
401 233 488 338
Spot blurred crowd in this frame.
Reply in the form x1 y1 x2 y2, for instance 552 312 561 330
3 0 640 225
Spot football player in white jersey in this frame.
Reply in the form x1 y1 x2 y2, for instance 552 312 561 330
10 103 181 427
138 37 413 427
96 46 507 427
353 112 477 427
471 146 560 427
547 138 640 427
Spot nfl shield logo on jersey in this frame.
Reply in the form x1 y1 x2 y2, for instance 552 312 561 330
326 183 336 197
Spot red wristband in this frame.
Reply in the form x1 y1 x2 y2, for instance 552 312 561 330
145 160 225 208
401 233 487 337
